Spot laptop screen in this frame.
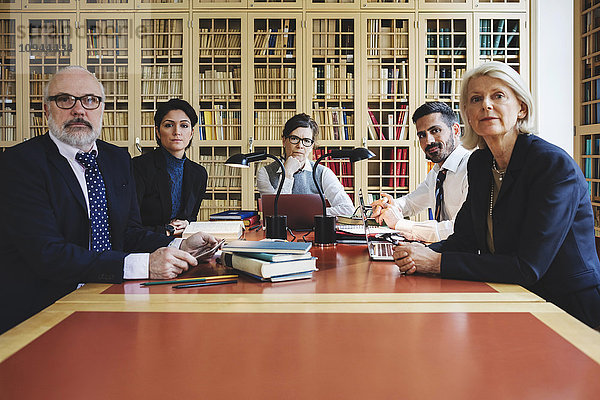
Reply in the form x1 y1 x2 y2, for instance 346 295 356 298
261 193 323 231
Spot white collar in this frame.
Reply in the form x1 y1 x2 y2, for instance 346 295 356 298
436 145 470 173
49 131 99 162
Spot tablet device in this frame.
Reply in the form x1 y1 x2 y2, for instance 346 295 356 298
194 238 226 260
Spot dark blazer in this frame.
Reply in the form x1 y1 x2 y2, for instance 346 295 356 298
0 134 172 333
431 134 600 328
132 148 207 233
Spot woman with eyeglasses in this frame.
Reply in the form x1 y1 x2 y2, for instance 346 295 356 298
256 113 355 217
132 99 208 236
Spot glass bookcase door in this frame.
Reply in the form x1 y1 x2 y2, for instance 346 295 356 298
22 0 75 10
250 14 302 145
0 14 18 147
418 14 471 127
475 13 528 78
577 0 600 235
361 13 417 201
306 14 359 200
134 0 189 10
249 0 302 8
22 14 76 139
81 15 134 150
418 0 472 10
194 0 247 8
193 14 246 214
474 0 528 11
0 0 22 10
134 13 189 153
80 0 134 10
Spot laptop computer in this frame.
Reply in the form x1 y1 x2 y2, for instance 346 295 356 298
261 193 323 231
358 189 397 261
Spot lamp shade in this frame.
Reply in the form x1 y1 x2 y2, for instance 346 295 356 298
312 147 375 245
225 151 287 239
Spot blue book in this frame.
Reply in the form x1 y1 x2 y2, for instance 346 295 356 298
210 210 258 220
222 240 312 254
240 252 314 262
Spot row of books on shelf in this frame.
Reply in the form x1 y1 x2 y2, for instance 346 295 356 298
367 106 408 141
425 64 465 96
366 19 409 56
313 148 353 187
0 82 15 97
220 240 315 283
199 28 241 56
0 111 15 141
101 112 128 141
367 62 408 98
86 21 128 56
254 66 295 97
140 19 183 50
141 65 183 96
199 69 241 96
254 23 295 57
313 64 354 98
479 19 519 49
29 72 52 96
384 147 409 188
584 138 600 181
29 114 45 137
199 107 241 140
312 107 353 141
253 110 296 141
583 103 600 125
312 19 353 53
198 154 242 189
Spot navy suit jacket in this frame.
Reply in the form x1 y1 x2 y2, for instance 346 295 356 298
431 134 600 327
132 148 207 233
0 134 172 333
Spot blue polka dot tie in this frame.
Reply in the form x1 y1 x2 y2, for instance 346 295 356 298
75 151 112 252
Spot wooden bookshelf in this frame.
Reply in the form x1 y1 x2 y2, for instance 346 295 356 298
576 0 600 235
0 2 530 220
363 14 415 201
135 13 188 150
83 16 133 147
22 15 75 140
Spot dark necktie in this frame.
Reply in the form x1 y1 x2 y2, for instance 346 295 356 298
75 150 112 252
434 168 448 222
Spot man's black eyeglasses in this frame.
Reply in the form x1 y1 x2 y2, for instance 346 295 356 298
47 94 103 110
287 135 314 147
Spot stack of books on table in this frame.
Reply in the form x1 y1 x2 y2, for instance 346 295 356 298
209 210 261 230
182 221 244 242
220 240 316 282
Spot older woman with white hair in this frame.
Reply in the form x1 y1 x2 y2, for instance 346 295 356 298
393 61 600 329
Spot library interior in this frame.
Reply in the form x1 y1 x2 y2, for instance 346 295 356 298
0 1 599 399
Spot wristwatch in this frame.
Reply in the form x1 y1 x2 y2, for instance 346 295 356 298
165 224 175 236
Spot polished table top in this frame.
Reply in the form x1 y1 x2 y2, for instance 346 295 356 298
1 302 599 400
1 232 598 399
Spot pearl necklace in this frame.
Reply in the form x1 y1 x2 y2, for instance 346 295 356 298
489 160 506 217
491 159 506 181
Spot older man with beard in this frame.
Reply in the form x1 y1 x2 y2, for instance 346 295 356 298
371 102 471 243
0 66 218 334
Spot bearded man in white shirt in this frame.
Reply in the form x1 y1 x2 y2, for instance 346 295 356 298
371 102 471 242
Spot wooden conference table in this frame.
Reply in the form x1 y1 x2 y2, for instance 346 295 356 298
1 231 599 399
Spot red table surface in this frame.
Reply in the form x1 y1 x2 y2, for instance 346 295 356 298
1 311 598 399
105 244 497 294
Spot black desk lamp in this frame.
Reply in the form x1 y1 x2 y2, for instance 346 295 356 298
225 151 287 239
312 147 375 245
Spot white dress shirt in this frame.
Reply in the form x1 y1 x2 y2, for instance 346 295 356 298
256 160 355 217
394 145 471 242
49 133 179 279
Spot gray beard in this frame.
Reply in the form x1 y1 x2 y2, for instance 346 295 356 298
48 115 102 150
